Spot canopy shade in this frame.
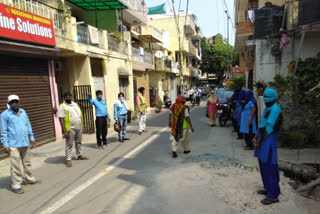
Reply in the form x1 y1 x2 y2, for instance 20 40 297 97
66 0 128 10
147 3 166 15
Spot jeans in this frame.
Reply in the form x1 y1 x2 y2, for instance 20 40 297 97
118 114 127 140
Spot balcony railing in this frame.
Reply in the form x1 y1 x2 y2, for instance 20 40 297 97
108 35 128 55
132 47 153 64
122 0 145 13
0 0 65 30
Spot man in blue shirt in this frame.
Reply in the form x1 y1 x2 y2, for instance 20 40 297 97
87 90 110 149
0 95 40 194
114 92 130 142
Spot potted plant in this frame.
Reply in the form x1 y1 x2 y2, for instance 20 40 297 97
254 81 267 96
152 97 163 113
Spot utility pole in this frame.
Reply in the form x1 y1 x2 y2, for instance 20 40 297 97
225 10 230 79
171 0 184 93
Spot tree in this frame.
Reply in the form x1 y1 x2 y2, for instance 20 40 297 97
200 36 239 84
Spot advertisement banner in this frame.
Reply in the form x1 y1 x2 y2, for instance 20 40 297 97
0 3 56 46
230 67 248 77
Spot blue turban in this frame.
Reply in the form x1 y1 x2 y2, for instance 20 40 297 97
263 88 277 104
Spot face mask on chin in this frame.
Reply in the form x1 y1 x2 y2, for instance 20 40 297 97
10 103 19 112
98 95 103 100
65 99 72 104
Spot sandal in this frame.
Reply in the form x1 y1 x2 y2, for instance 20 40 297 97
77 155 88 160
261 198 279 205
66 160 72 167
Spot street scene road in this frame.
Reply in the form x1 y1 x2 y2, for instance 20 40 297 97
1 102 319 214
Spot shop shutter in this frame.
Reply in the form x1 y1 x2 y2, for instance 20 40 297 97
0 55 55 157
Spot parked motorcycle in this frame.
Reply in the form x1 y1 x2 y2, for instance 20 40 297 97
164 94 172 108
217 103 232 127
191 94 200 107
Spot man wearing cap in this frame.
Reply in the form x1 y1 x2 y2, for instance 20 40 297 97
0 95 40 194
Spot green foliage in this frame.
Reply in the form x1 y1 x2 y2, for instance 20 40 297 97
200 36 239 83
268 53 320 147
253 80 267 90
227 75 246 90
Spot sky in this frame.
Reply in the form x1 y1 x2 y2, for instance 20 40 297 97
144 0 236 45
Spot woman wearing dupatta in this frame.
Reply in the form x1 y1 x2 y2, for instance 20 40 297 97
253 88 282 205
207 92 220 127
169 95 194 158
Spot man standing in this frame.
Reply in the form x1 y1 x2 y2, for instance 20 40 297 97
253 88 282 205
169 95 194 158
0 95 40 194
87 90 110 149
58 92 88 168
136 87 147 135
114 92 130 142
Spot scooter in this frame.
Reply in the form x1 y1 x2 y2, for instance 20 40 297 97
164 95 172 108
218 103 231 127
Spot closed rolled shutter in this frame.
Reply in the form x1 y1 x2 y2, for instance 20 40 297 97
0 55 55 157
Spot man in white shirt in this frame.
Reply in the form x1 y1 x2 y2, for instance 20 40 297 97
58 92 88 167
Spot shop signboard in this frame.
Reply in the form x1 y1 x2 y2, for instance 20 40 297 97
0 3 56 46
230 67 248 77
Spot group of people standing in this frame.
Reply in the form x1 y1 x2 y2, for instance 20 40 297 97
0 87 148 193
230 89 258 150
230 88 283 205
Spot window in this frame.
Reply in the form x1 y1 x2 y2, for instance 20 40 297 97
119 77 129 97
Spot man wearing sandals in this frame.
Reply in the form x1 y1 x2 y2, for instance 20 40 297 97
58 92 88 167
0 95 40 194
253 88 282 205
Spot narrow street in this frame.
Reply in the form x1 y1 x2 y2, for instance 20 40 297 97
0 103 319 214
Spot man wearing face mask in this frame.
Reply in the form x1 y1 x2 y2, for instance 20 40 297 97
114 92 130 142
0 95 40 194
58 92 88 167
87 90 110 149
253 88 282 205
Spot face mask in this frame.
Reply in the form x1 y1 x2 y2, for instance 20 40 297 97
10 103 19 112
98 95 103 100
65 99 71 104
119 97 124 102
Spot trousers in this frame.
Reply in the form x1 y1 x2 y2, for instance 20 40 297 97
96 116 108 145
10 147 37 189
172 129 190 152
258 151 280 199
118 114 127 140
66 129 82 160
138 111 146 132
244 125 254 148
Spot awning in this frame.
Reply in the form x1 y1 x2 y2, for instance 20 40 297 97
66 0 128 10
148 4 166 15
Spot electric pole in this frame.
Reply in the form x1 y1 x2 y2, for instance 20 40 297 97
225 10 230 79
171 0 184 93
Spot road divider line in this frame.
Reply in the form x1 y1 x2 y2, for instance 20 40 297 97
39 126 168 214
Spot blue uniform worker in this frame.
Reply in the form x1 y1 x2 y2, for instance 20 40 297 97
254 88 282 205
240 90 257 149
236 90 246 139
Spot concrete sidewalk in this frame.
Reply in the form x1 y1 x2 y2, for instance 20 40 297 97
0 108 162 179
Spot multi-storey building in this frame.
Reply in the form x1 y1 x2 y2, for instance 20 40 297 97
148 11 201 92
235 0 320 88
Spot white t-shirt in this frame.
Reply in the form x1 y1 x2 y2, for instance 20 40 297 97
58 102 82 130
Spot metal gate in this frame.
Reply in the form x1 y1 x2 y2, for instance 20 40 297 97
73 85 95 133
248 69 254 90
